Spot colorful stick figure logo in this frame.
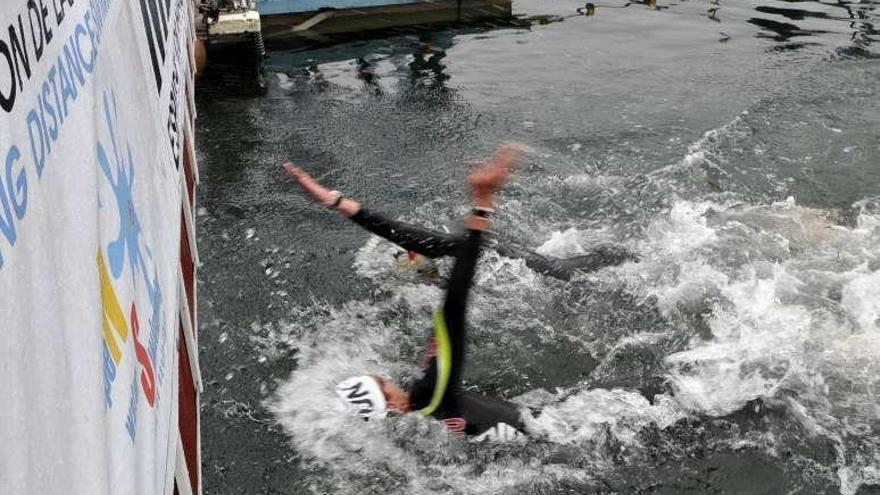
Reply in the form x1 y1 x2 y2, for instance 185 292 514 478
96 90 166 442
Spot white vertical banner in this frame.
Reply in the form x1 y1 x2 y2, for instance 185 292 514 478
0 0 192 493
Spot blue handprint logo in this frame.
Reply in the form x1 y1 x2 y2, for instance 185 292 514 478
97 91 145 282
96 88 167 418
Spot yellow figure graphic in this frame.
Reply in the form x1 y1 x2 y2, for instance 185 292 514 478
97 250 129 364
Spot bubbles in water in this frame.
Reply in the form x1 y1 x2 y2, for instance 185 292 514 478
528 388 686 446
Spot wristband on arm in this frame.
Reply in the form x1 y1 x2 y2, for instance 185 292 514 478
326 190 343 209
471 206 495 218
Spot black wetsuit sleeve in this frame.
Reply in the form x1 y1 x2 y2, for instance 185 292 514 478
437 228 483 414
349 207 461 259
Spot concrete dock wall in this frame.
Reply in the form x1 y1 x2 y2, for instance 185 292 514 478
261 0 512 37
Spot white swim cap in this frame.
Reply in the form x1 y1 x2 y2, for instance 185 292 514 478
335 375 387 419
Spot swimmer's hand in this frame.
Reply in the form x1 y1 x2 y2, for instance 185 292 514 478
282 163 360 216
282 163 338 206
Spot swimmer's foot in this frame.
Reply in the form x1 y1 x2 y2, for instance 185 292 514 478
466 142 527 231
468 142 527 196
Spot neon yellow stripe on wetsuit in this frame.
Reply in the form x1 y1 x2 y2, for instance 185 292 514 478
420 309 453 417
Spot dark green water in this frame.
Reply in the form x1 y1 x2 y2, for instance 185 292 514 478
195 1 879 493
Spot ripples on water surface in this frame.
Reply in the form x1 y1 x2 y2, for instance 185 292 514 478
195 1 879 493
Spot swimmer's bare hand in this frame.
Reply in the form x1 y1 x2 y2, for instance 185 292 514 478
282 163 340 207
468 142 526 195
283 163 361 216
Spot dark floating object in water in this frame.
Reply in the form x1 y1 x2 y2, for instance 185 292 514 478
576 3 597 16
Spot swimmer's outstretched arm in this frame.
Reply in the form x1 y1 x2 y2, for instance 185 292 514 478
282 164 460 258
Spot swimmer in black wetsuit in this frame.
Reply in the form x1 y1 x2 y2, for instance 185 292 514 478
285 163 636 282
283 144 529 440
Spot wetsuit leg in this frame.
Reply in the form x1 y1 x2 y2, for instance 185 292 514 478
495 244 577 281
349 207 461 259
406 227 483 417
495 243 638 281
435 228 483 416
558 244 638 274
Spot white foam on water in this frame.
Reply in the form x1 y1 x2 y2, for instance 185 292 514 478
527 388 686 446
265 296 436 492
621 196 880 494
534 226 620 259
535 228 592 258
665 268 812 415
650 110 749 181
274 72 294 91
353 235 406 279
